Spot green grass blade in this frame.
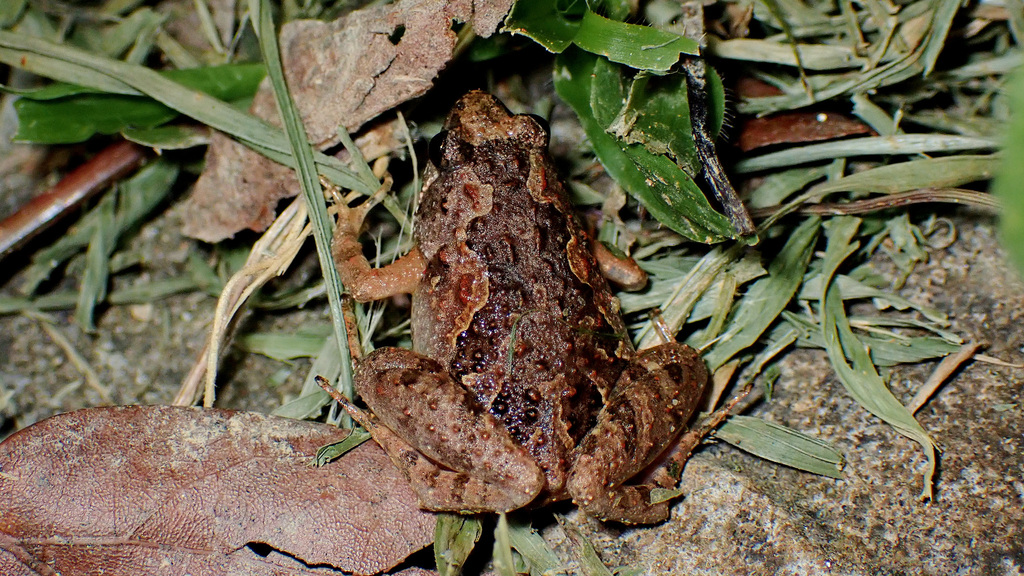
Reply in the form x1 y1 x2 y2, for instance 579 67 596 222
493 513 518 576
809 155 1001 197
75 190 116 331
21 158 179 296
249 0 356 410
435 513 482 576
735 134 999 173
819 217 936 498
236 331 328 360
637 246 737 349
272 334 343 420
714 415 845 478
507 516 564 576
702 217 820 371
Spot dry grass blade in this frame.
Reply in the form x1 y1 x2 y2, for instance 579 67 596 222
908 342 983 414
819 217 937 498
172 198 310 407
22 310 111 403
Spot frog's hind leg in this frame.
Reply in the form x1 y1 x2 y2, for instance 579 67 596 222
567 343 708 524
348 347 546 514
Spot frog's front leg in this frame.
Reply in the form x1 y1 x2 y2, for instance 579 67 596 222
567 344 708 524
331 192 427 302
351 347 546 514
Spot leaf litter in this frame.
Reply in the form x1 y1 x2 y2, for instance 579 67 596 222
0 0 1019 573
0 406 434 576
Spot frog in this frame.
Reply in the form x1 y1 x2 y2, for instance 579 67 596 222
330 90 708 524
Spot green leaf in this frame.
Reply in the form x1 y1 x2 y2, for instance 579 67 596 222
994 65 1024 276
435 514 483 576
11 63 265 144
714 415 845 478
504 0 699 72
554 48 734 242
0 30 374 194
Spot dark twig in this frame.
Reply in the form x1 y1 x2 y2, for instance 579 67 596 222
0 140 146 259
684 59 757 238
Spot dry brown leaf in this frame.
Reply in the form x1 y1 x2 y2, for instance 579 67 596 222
736 111 874 152
183 0 513 242
0 406 435 576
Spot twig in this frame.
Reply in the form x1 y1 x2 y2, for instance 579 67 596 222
0 140 145 258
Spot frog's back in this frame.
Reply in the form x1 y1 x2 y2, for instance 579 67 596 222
411 92 632 491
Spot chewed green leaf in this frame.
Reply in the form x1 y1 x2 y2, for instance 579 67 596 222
607 72 700 178
504 0 698 72
571 10 699 71
554 49 734 242
714 415 845 478
501 0 584 53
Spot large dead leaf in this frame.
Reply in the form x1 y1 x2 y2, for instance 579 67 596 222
0 406 435 576
183 0 514 242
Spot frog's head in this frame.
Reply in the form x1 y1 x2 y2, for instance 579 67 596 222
430 91 550 169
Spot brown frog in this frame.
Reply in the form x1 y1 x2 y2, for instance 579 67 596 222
331 90 707 524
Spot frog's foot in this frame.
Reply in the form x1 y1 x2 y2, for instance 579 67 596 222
353 347 546 514
567 343 708 524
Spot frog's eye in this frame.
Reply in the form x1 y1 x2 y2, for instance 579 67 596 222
525 113 550 134
429 130 448 167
